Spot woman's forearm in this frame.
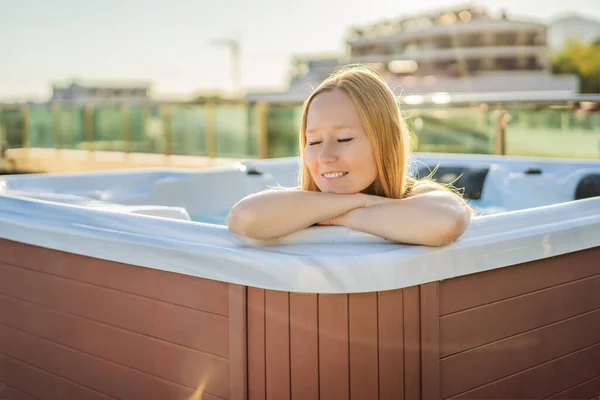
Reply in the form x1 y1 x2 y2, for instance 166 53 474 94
227 189 367 240
341 191 471 246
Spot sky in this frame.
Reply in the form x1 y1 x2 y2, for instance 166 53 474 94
1 0 599 101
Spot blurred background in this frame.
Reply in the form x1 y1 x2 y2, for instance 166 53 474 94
1 0 599 174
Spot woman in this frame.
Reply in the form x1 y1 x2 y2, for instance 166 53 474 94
227 65 471 246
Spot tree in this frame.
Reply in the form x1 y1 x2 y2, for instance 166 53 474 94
551 38 600 93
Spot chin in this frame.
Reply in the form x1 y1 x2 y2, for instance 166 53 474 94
317 185 358 195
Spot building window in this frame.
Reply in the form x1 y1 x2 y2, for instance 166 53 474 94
433 36 451 49
494 33 517 46
466 59 482 74
420 40 437 51
526 56 539 70
352 44 377 56
377 43 395 55
496 57 518 70
404 42 420 55
462 34 483 47
525 32 538 46
533 32 545 46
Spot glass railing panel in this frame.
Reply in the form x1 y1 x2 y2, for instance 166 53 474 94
405 106 494 154
170 105 207 156
59 107 86 150
504 105 600 159
215 103 255 158
0 107 26 148
92 106 125 151
28 106 55 148
267 104 303 158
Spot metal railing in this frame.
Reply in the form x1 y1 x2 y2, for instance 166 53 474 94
1 95 599 161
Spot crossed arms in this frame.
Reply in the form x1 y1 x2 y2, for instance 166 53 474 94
227 188 471 247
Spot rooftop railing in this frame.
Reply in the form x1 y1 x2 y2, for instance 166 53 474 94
1 94 599 163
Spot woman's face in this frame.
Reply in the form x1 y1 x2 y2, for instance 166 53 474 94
304 89 378 194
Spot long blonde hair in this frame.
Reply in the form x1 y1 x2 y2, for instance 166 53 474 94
299 65 441 198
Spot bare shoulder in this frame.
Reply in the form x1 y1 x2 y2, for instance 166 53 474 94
407 181 444 197
268 185 301 191
407 180 470 212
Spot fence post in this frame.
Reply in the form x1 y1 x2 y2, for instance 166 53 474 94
160 104 172 157
0 105 4 169
494 106 508 156
122 105 131 154
206 102 216 158
143 106 150 153
52 103 61 150
257 101 269 159
21 104 30 149
85 104 94 153
66 107 73 150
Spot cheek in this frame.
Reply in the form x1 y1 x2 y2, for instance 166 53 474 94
303 149 318 171
351 145 374 167
356 149 378 179
304 148 315 161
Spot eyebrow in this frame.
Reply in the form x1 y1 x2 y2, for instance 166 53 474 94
305 125 352 134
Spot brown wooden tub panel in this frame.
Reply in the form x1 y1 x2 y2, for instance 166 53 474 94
0 238 241 400
247 247 600 400
1 237 599 400
247 286 423 400
437 246 600 400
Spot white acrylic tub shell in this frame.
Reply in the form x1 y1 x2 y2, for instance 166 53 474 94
1 153 599 293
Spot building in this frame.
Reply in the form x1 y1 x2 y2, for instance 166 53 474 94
247 4 579 102
247 56 340 102
548 15 600 50
51 79 153 105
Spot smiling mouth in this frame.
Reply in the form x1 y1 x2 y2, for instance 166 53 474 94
322 172 349 179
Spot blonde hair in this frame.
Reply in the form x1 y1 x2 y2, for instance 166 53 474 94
299 64 450 198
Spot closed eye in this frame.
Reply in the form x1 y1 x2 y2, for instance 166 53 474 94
308 138 353 146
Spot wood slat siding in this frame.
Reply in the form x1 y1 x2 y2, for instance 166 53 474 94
0 354 115 400
549 376 600 399
0 324 196 399
229 285 248 400
2 240 598 400
440 274 600 357
438 247 600 400
0 239 229 316
349 293 379 399
377 289 404 400
265 290 291 399
0 261 229 357
317 294 349 400
403 286 422 400
289 293 319 400
451 343 600 399
0 383 38 400
439 247 600 316
247 288 266 400
248 288 422 400
420 283 440 400
441 309 600 397
0 294 230 397
0 239 243 400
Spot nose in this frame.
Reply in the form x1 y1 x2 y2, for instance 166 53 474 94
318 142 338 164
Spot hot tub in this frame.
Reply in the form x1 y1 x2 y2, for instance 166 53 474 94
0 153 599 400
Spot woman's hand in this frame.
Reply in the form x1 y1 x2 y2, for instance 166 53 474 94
343 190 471 246
363 193 397 207
317 194 392 226
317 214 347 226
228 190 370 240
